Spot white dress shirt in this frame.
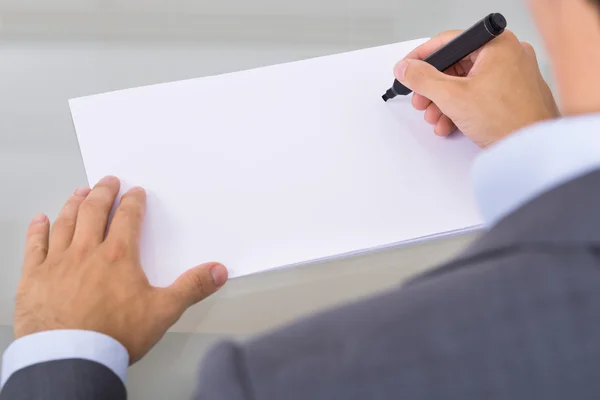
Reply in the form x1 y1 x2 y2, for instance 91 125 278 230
3 114 600 388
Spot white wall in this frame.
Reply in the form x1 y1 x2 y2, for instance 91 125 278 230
1 0 541 48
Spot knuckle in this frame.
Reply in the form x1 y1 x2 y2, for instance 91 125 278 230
185 272 211 298
79 198 102 214
80 191 116 214
502 29 519 43
28 241 47 255
68 242 91 260
497 31 522 50
117 203 143 222
521 41 534 51
521 41 537 58
409 63 427 83
27 224 46 238
455 78 470 92
104 238 130 262
52 216 76 232
66 194 85 208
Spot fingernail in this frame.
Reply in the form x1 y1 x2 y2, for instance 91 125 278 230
74 187 91 196
394 60 409 81
210 264 228 287
33 213 47 223
99 175 118 184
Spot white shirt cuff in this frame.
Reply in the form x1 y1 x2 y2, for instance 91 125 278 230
472 114 600 226
1 330 129 387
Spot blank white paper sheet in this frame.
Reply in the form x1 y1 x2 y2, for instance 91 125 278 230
69 38 483 287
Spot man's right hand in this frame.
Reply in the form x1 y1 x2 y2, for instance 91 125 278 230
395 30 559 148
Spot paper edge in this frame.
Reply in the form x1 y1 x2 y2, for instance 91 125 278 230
233 225 484 279
67 36 481 285
67 37 430 103
68 99 92 188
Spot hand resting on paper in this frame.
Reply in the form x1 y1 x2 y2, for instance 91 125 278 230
15 176 228 363
395 30 559 147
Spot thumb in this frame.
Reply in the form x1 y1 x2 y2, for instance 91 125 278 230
394 59 463 106
166 262 228 311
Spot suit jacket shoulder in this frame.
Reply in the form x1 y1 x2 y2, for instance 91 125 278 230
196 170 600 400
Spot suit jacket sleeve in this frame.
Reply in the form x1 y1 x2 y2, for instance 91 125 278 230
1 330 129 399
0 359 126 400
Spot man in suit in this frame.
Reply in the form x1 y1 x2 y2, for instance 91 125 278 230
3 0 600 398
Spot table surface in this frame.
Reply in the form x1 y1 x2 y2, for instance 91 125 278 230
0 1 543 398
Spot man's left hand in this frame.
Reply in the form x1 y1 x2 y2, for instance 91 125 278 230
15 176 228 364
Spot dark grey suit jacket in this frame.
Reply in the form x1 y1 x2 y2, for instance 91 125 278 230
3 170 600 399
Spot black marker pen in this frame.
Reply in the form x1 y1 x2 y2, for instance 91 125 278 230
382 13 507 102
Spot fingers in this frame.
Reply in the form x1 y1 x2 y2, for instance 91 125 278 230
423 103 456 137
72 176 121 247
404 30 464 60
395 59 463 107
482 30 521 60
400 30 523 116
446 58 475 78
23 214 50 268
412 93 432 111
424 103 443 125
402 35 470 141
106 187 147 255
521 41 538 61
164 262 228 314
435 115 457 137
49 187 91 253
